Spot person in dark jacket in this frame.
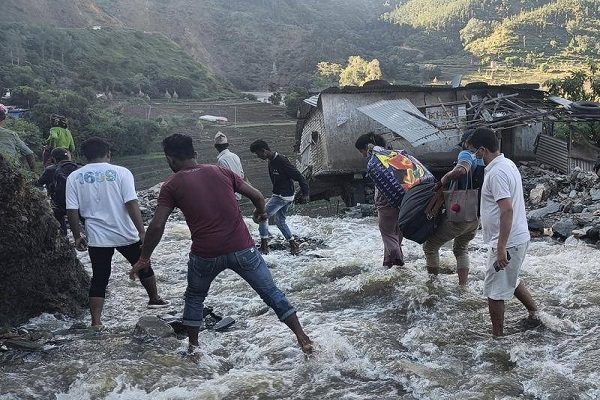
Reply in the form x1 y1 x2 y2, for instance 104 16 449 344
36 147 74 235
250 139 309 255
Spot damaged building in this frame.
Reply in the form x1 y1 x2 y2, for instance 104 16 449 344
295 80 599 206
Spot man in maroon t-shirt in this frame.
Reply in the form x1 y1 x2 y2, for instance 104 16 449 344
129 134 313 357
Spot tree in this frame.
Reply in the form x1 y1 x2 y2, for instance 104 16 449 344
285 87 309 117
460 18 494 47
544 63 600 147
268 92 282 105
422 64 442 82
315 61 343 88
544 66 599 101
339 56 382 86
9 86 40 109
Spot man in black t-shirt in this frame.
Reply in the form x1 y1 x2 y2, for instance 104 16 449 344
250 139 310 255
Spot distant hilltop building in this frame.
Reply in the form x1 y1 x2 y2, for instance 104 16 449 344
6 106 30 119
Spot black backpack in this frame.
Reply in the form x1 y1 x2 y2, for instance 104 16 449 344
50 161 80 210
397 182 443 244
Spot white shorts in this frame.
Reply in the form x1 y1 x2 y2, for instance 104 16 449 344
483 242 529 301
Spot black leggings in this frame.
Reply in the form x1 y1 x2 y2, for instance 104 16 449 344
88 241 154 298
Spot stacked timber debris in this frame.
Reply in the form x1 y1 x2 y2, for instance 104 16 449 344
463 93 553 130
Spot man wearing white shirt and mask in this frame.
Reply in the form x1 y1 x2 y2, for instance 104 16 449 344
467 127 540 337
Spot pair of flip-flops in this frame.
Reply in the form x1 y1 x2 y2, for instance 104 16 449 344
158 306 235 334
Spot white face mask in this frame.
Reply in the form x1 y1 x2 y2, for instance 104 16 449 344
471 148 485 166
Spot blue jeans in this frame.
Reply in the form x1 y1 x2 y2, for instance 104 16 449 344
259 196 293 240
182 247 297 327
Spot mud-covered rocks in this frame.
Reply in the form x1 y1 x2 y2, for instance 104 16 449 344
0 159 89 326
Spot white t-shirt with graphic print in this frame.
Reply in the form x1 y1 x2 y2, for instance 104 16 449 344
65 162 140 247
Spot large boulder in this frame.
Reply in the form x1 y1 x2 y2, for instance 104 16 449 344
0 157 90 326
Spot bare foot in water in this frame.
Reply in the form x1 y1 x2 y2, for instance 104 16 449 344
187 344 201 363
298 336 314 354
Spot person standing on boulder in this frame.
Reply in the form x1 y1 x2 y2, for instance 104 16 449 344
65 137 169 328
43 114 75 166
249 139 309 255
213 131 246 201
0 103 35 171
36 147 78 235
467 127 540 337
129 134 313 356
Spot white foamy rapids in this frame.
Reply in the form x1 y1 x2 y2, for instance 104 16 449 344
2 215 600 399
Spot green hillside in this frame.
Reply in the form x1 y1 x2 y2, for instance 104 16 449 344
385 0 600 73
93 0 416 89
0 24 236 99
466 0 600 64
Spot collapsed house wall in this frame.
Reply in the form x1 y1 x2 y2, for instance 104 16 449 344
296 83 545 205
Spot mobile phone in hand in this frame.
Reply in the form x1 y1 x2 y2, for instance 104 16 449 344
493 251 511 272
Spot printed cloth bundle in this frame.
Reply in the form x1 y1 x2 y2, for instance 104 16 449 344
367 146 436 207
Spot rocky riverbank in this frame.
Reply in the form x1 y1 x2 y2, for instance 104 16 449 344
136 161 600 247
520 161 600 246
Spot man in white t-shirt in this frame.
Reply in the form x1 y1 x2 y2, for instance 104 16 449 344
468 127 540 337
214 131 246 201
66 137 169 328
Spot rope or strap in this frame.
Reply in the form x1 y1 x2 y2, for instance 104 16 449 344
424 187 445 219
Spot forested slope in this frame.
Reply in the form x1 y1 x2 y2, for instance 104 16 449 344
0 24 236 99
3 0 600 92
385 0 600 67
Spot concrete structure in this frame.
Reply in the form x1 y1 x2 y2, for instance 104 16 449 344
295 82 545 205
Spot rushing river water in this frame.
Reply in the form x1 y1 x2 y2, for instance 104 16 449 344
1 213 600 400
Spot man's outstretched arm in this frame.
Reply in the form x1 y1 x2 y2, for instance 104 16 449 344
129 205 172 279
238 181 268 222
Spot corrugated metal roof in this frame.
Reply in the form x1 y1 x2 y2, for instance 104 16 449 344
357 99 445 146
322 83 541 95
303 95 319 107
535 134 569 174
548 96 573 107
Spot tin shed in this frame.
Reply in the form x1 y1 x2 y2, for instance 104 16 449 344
296 82 546 205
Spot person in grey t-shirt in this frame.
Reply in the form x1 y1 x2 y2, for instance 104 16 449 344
0 104 35 171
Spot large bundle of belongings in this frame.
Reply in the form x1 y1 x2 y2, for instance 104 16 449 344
366 146 442 244
366 147 435 207
397 182 444 244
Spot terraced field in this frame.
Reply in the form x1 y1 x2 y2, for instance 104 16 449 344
112 99 296 193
